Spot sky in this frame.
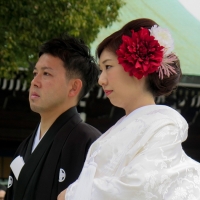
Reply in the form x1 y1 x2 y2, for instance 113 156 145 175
179 0 200 21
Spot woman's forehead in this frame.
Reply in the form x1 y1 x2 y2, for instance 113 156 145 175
99 49 117 61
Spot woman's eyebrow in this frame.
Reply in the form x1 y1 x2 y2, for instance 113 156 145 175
102 59 112 64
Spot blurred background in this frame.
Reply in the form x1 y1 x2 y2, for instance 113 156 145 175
1 0 200 186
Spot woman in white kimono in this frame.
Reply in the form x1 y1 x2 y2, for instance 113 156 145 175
58 18 200 200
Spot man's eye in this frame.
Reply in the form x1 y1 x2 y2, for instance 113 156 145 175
44 72 50 76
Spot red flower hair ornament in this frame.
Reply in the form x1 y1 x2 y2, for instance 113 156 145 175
116 26 177 79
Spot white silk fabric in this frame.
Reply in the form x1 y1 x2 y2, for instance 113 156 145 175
66 105 200 200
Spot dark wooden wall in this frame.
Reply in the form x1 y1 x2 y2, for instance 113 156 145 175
0 85 200 179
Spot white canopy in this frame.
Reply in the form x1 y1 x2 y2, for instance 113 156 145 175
91 0 200 76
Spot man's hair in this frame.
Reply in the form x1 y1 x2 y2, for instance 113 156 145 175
39 34 99 101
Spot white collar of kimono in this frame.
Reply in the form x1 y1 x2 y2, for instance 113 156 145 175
32 123 45 153
104 104 157 137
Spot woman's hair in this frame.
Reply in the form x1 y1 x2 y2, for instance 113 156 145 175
96 18 181 97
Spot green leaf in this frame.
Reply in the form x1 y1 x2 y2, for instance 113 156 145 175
0 0 124 79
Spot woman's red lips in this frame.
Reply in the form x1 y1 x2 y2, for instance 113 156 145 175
104 90 113 96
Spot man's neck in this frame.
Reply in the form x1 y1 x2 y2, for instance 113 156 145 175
38 102 77 138
39 108 68 138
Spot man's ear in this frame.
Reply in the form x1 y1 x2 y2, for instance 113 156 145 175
68 79 82 97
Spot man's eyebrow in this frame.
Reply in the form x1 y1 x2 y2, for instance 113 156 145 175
33 66 53 70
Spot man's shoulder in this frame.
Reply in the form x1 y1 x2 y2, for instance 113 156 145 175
78 122 101 135
68 121 101 140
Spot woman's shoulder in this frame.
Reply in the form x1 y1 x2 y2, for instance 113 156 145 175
130 105 188 134
140 105 188 141
153 105 187 125
141 105 186 122
119 105 188 130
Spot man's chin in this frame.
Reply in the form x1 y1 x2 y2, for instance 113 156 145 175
30 105 42 114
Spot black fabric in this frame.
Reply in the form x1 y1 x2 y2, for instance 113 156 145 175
5 107 101 200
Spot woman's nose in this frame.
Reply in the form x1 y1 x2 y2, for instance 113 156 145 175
98 71 107 86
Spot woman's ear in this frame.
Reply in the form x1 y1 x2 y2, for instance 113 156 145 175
68 79 82 97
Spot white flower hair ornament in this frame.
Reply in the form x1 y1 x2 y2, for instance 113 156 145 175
150 25 177 79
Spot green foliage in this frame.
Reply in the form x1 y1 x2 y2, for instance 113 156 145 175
0 0 124 79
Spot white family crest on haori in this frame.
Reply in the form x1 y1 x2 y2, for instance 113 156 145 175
59 168 66 182
8 176 13 188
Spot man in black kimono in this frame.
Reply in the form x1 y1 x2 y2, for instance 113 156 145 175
5 34 101 200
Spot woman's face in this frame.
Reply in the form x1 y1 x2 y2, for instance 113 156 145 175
98 49 151 114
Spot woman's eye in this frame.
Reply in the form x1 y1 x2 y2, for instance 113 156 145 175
106 65 111 69
33 72 37 77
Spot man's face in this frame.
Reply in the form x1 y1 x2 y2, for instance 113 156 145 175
0 190 6 200
29 54 72 115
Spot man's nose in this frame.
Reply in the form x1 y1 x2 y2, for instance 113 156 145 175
31 74 41 88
